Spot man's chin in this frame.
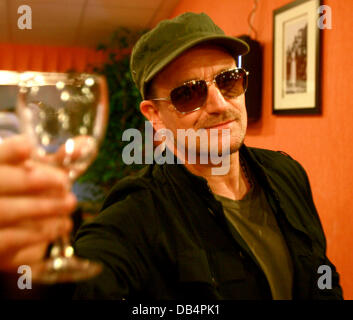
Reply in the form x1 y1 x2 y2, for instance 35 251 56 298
197 139 245 158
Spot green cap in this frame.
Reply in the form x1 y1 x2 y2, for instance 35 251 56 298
130 12 249 100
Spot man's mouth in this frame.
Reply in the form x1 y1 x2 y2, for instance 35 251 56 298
205 120 235 130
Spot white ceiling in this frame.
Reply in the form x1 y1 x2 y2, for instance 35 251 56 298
0 0 180 47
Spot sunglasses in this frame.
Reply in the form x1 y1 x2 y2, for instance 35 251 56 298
151 67 249 114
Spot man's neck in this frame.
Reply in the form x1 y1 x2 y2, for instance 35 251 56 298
184 151 251 201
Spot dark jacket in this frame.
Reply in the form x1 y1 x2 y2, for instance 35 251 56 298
73 144 343 300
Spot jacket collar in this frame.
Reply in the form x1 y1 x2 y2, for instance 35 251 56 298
156 143 312 241
156 143 261 192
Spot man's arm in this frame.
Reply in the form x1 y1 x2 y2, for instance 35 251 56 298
294 159 343 299
73 192 156 300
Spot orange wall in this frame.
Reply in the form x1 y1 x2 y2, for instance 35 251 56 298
0 43 106 72
171 0 353 299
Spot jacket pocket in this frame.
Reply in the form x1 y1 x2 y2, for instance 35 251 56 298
213 251 246 283
213 251 262 300
177 249 213 284
176 249 222 300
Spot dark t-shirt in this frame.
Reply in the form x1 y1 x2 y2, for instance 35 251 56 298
215 177 294 299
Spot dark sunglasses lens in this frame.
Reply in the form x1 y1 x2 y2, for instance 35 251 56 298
216 69 247 98
170 81 207 113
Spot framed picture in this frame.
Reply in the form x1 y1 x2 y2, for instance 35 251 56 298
273 0 321 114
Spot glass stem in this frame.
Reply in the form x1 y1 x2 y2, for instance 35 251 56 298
50 234 72 259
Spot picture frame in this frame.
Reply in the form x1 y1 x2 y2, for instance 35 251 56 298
273 0 321 114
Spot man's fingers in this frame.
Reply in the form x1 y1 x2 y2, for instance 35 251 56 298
0 243 49 272
0 135 32 164
0 216 72 252
0 217 73 271
0 193 77 226
0 164 70 195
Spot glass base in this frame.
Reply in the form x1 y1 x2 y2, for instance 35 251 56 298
30 256 102 284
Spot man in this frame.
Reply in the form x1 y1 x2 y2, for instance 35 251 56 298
73 13 342 299
0 12 342 300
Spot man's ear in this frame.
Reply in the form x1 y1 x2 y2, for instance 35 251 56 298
140 100 165 131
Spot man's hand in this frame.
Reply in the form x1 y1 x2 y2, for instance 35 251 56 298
0 135 76 271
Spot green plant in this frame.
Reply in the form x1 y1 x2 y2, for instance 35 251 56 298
77 27 148 198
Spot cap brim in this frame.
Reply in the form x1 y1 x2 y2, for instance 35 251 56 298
143 35 249 98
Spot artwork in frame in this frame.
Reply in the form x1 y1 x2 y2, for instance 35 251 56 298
273 0 321 114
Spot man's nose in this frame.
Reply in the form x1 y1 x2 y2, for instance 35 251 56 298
203 82 228 114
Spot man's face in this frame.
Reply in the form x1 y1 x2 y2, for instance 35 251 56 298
146 44 248 157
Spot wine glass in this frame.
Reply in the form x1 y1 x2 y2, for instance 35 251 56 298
0 71 20 142
16 72 109 283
